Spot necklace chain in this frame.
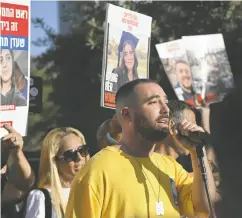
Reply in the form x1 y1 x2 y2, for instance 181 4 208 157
121 144 161 202
135 155 161 202
60 177 71 188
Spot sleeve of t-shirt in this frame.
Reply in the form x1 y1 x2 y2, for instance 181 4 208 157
65 180 101 218
167 156 195 217
25 189 45 218
170 156 209 218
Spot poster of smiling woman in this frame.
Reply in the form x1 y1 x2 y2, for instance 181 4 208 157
101 3 152 109
0 0 30 138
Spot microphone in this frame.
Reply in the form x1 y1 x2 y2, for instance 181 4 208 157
176 126 211 145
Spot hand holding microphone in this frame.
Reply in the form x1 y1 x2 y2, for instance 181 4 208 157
169 118 209 152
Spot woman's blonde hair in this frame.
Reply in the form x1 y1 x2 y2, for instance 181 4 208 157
38 127 86 218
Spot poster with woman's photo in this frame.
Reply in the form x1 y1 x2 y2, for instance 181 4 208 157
182 34 234 104
101 3 152 109
156 40 198 106
0 0 30 137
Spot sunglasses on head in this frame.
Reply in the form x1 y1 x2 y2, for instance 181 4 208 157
57 145 89 163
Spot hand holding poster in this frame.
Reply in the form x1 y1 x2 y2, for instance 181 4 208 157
0 0 30 138
101 3 152 109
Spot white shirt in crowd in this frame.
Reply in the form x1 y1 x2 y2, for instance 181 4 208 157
25 188 70 218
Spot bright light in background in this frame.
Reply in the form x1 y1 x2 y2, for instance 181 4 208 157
31 1 58 56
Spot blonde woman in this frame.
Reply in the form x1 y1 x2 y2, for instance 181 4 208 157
24 127 89 218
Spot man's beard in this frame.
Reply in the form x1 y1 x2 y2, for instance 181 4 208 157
183 82 192 90
134 113 169 142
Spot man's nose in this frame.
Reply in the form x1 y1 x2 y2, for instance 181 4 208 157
181 70 186 76
160 102 169 115
183 70 189 76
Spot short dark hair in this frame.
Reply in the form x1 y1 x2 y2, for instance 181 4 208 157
115 79 158 120
115 79 157 106
175 60 189 66
168 100 193 115
168 100 202 126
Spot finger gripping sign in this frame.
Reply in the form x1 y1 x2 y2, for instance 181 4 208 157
0 0 30 138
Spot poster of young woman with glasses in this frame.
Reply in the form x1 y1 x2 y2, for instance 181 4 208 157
101 3 152 109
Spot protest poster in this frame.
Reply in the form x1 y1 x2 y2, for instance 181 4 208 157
156 39 197 106
101 3 152 109
182 34 234 104
0 0 30 138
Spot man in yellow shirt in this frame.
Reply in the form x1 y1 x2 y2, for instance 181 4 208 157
65 79 216 218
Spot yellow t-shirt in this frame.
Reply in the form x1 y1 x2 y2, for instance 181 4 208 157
65 146 196 218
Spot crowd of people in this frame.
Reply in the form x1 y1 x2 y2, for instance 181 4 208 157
1 78 241 218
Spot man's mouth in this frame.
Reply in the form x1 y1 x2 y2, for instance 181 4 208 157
157 118 169 125
183 77 191 81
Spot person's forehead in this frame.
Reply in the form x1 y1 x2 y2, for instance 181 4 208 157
61 133 83 150
176 62 188 68
124 44 132 50
134 83 166 100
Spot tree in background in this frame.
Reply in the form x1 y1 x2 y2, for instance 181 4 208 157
26 1 242 156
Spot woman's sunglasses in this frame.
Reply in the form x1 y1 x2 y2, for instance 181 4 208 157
57 145 89 163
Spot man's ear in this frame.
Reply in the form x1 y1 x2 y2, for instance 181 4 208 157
120 107 131 121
